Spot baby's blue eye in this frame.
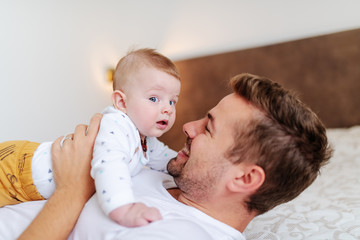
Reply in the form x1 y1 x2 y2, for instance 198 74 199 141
149 97 158 102
169 100 175 106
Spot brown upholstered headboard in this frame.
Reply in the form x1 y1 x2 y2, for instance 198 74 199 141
160 28 360 150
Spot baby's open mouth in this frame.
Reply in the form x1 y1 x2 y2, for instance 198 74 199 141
158 120 167 125
156 120 168 129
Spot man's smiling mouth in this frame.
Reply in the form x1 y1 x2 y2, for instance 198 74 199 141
182 138 191 157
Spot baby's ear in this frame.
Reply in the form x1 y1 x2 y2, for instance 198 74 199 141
112 90 127 113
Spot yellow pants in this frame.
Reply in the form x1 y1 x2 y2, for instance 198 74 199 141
0 141 44 207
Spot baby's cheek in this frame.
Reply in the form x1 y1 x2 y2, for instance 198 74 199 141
169 117 176 129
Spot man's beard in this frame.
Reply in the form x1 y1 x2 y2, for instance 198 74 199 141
167 154 230 202
167 157 185 178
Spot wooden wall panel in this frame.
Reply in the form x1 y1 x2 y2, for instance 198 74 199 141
160 28 360 150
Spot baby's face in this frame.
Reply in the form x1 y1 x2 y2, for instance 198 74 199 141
124 66 181 138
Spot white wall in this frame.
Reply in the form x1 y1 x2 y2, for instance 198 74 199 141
1 0 359 142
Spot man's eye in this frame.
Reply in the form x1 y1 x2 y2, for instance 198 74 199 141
149 97 158 102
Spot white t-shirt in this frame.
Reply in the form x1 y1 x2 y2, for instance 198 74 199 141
0 169 245 240
70 169 245 240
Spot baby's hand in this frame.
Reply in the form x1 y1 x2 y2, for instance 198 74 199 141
109 202 162 227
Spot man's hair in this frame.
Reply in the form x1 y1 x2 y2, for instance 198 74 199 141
113 48 180 91
227 73 332 214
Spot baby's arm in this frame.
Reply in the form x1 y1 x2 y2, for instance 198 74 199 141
109 202 162 227
146 137 178 172
91 110 162 227
91 113 135 215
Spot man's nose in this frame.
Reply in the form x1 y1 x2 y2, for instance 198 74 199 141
183 118 205 138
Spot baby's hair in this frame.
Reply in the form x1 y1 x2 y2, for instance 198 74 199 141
113 48 180 91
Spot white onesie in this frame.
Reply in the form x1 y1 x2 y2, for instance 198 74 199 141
90 106 177 215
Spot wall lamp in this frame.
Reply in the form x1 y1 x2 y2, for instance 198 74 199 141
107 68 115 82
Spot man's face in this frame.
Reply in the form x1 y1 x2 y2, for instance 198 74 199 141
167 93 257 201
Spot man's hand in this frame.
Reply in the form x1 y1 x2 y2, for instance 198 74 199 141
109 202 162 227
19 113 102 240
51 113 102 202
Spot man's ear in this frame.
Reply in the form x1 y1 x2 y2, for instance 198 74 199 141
112 90 127 113
227 164 265 194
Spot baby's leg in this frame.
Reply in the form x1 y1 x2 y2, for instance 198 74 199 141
0 141 45 207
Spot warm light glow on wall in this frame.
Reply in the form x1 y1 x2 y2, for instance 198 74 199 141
107 68 115 82
89 47 119 95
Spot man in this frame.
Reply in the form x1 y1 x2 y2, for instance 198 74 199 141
2 73 331 239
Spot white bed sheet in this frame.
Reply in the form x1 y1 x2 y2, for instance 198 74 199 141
244 126 360 240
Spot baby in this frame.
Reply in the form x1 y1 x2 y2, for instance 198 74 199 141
0 48 181 227
92 48 181 226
